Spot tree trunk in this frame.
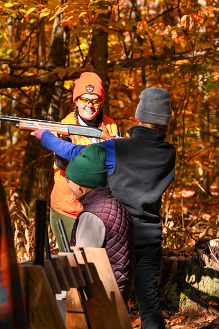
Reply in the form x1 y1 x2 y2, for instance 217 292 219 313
18 12 69 211
89 8 111 116
197 96 211 196
159 239 219 314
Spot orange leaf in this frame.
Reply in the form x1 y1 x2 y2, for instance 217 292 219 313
184 239 195 247
209 300 218 306
171 315 185 324
199 226 210 239
25 7 36 16
131 316 141 327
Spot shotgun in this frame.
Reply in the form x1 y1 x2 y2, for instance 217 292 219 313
0 115 112 140
57 219 71 253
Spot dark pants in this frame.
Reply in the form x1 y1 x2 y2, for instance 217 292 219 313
134 244 165 329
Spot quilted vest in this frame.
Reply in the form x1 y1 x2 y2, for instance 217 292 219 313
70 187 135 302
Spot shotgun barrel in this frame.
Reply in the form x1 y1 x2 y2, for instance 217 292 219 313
57 219 71 253
0 115 112 140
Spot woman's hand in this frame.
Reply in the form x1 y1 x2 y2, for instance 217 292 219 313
110 133 123 139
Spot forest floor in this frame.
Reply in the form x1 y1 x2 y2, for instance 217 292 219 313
129 304 219 328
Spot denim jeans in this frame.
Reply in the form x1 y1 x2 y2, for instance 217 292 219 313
134 243 165 329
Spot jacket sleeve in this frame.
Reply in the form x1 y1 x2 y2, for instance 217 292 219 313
41 130 116 173
75 212 106 247
54 136 72 170
100 139 115 174
41 131 86 161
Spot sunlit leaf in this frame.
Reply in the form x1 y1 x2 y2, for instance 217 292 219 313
25 7 36 16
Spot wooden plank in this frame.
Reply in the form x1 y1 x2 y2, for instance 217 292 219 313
59 252 86 286
66 287 84 313
73 248 94 284
84 248 133 329
58 255 78 288
19 264 65 329
44 259 62 294
51 255 70 291
68 247 133 329
66 288 89 329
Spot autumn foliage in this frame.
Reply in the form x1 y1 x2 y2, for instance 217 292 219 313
0 0 218 263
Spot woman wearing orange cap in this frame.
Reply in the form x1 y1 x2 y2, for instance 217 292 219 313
50 72 120 251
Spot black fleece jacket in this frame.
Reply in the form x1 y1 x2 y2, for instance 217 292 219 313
108 125 176 246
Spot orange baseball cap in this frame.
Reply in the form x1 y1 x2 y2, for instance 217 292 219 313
73 72 105 102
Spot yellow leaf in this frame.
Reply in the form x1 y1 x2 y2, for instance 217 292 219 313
25 7 36 16
79 11 87 17
0 15 5 24
40 12 50 18
182 206 188 213
47 0 60 8
195 41 214 51
4 3 14 7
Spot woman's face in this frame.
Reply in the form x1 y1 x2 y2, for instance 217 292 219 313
75 93 102 123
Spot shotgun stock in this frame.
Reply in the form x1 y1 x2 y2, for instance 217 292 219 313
0 115 112 140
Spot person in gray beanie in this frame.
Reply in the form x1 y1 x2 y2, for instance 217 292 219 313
135 87 172 125
32 86 176 329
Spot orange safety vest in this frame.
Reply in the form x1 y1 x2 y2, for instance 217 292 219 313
50 112 119 218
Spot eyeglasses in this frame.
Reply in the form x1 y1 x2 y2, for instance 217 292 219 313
77 97 102 106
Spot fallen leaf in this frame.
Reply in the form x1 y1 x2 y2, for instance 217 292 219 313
212 318 219 326
193 316 206 323
162 310 169 318
184 239 196 247
171 315 185 324
169 256 179 261
131 317 141 327
199 226 210 239
181 190 195 197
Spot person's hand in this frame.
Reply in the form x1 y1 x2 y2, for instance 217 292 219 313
57 134 70 141
30 122 46 140
110 133 123 139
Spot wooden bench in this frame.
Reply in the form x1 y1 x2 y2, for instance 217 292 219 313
19 248 133 329
61 247 133 329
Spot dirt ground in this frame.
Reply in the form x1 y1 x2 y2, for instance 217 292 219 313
129 304 219 328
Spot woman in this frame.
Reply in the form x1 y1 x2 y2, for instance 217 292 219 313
51 72 120 250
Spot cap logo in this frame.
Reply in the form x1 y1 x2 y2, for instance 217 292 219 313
86 85 94 93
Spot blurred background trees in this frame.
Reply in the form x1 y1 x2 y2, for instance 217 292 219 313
0 0 218 260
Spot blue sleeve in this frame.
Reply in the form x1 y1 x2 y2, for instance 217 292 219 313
41 131 115 173
99 139 115 174
41 131 86 161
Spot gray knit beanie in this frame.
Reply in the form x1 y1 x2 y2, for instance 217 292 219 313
135 87 172 125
